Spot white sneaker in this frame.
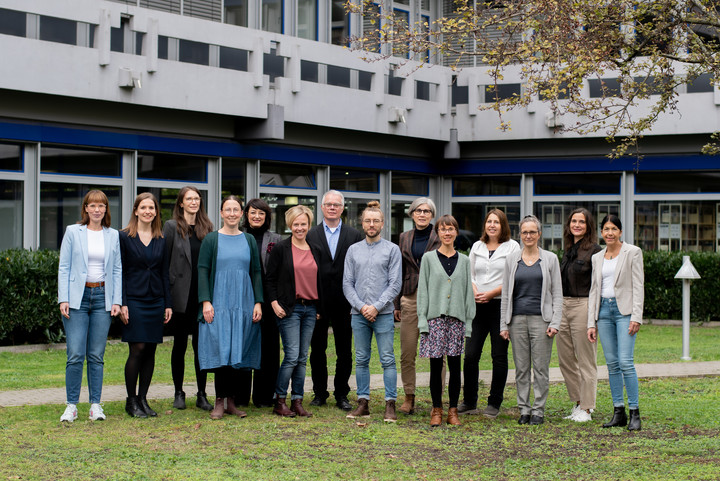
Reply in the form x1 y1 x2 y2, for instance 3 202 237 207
60 404 78 423
89 403 106 421
563 405 581 419
571 409 592 422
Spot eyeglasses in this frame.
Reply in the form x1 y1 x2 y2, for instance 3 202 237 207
86 203 106 211
185 197 201 204
521 231 539 237
438 228 456 233
413 209 432 215
223 208 242 214
323 203 342 209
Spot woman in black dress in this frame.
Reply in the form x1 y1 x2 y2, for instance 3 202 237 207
120 192 172 418
164 186 214 411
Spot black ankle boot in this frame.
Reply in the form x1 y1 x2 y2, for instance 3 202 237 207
139 397 158 417
173 390 186 410
627 408 641 431
602 406 627 428
196 391 213 411
125 396 147 418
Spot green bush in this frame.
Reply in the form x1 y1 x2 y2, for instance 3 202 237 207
0 249 62 344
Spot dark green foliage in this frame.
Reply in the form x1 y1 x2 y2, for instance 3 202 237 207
0 249 62 344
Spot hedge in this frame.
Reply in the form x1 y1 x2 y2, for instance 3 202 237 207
1 248 719 345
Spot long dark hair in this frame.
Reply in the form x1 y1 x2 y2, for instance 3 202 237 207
172 186 213 240
480 208 511 244
124 192 163 239
563 208 598 250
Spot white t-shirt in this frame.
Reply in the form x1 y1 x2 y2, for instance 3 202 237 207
600 256 618 299
86 229 105 283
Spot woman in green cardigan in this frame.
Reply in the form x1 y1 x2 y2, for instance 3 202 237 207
417 215 476 427
197 196 263 420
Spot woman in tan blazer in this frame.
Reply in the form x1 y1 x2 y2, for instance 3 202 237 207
587 214 644 431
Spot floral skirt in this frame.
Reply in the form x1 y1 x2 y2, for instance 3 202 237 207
419 316 465 358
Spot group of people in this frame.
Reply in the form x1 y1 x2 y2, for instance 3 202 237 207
57 188 644 431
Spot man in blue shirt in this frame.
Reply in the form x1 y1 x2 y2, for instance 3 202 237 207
342 201 402 422
307 190 363 411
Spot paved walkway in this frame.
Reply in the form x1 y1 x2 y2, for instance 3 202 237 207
1 361 718 407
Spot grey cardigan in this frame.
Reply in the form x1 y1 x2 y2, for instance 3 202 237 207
500 247 563 332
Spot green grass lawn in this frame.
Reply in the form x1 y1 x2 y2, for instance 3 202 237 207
0 376 718 480
0 324 717 392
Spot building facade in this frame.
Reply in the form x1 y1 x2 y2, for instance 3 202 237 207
2 0 720 252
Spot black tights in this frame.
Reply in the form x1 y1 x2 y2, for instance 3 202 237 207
125 342 157 398
430 355 461 409
171 332 206 393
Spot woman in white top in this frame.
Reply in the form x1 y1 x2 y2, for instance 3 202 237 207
587 214 644 431
57 190 122 423
459 209 519 418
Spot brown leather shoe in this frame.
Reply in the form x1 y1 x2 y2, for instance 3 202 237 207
430 407 443 427
447 407 461 426
291 399 313 417
398 394 415 414
346 398 370 419
225 397 248 418
273 397 297 417
210 397 225 420
384 400 397 423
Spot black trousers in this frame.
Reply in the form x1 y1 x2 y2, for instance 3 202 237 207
309 305 353 400
462 299 509 409
236 312 281 406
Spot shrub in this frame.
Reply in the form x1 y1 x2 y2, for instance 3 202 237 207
0 249 62 344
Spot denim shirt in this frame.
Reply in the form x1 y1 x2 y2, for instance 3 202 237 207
342 238 402 315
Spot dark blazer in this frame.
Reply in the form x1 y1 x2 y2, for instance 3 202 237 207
265 237 324 318
394 227 441 309
306 221 363 315
243 229 283 274
119 231 172 308
163 220 195 313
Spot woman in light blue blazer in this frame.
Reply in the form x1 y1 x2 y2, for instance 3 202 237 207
58 190 122 423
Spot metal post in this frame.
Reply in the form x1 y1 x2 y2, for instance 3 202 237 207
682 278 691 361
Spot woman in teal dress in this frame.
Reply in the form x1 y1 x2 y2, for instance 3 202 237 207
197 195 263 420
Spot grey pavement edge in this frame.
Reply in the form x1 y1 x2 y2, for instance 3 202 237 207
1 361 718 407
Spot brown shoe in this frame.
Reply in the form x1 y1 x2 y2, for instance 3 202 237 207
346 398 370 419
398 394 415 414
384 400 397 423
291 399 312 417
225 397 248 418
447 407 461 426
273 397 297 417
430 407 443 427
210 397 225 420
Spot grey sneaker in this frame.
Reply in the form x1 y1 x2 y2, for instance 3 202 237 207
457 402 478 414
482 405 500 419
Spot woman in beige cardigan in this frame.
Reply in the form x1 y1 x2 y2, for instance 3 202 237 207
417 215 475 427
587 214 644 431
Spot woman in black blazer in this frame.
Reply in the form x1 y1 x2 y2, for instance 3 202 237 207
120 193 172 418
163 186 214 411
265 205 323 417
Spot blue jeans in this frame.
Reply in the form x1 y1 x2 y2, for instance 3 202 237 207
275 303 316 400
352 313 397 401
597 298 639 409
63 286 112 404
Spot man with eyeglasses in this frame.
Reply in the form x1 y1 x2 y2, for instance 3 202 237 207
307 190 363 410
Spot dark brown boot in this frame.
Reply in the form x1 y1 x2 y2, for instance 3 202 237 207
273 397 297 417
384 400 397 423
291 399 313 417
346 398 370 419
447 407 461 426
225 397 247 418
430 407 443 427
210 397 225 420
398 394 415 414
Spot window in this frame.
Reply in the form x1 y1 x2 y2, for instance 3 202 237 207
219 46 248 71
327 65 351 88
179 39 210 65
687 73 714 93
331 0 350 46
0 8 26 37
301 61 319 82
260 162 316 188
39 16 77 46
635 200 718 252
260 194 316 234
330 168 379 192
392 173 428 195
588 78 622 98
416 81 431 101
535 202 619 251
221 158 246 200
451 78 468 106
358 71 373 91
453 175 520 196
636 171 720 194
452 203 521 250
137 187 208 225
158 35 169 59
388 68 403 96
0 143 22 172
39 184 122 250
137 153 208 182
264 48 285 82
298 0 317 40
41 146 121 177
0 180 23 250
485 84 521 102
534 173 620 195
225 0 249 26
262 0 283 33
